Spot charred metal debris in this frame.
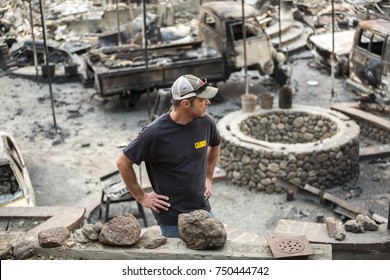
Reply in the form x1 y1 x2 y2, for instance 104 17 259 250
1 0 389 103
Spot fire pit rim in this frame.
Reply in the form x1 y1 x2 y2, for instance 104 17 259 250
217 105 360 153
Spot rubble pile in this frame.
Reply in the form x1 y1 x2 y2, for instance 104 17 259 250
0 0 126 43
345 214 379 233
0 0 35 44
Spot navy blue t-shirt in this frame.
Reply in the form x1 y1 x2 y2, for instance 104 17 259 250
123 112 221 225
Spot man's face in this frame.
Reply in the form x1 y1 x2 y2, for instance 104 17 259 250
188 97 210 118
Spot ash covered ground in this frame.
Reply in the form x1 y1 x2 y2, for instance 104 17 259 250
1 49 389 237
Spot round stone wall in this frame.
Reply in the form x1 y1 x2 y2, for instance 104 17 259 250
217 105 360 193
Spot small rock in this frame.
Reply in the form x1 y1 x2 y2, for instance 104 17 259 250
344 219 361 233
335 232 346 241
73 229 91 244
12 240 36 260
94 222 104 233
38 227 70 248
356 214 378 231
0 243 13 260
81 224 99 241
137 229 167 249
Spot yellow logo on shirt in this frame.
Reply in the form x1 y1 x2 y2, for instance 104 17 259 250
194 140 206 149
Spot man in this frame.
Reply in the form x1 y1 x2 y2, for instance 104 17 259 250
116 74 221 237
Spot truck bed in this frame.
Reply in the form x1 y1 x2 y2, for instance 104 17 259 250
84 42 227 97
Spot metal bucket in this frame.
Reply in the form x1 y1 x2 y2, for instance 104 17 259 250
241 93 258 112
41 64 55 79
260 92 274 109
278 85 292 109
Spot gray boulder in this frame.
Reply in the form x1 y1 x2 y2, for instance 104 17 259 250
178 210 227 250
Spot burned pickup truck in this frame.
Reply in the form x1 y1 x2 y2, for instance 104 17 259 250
345 19 390 103
83 1 277 103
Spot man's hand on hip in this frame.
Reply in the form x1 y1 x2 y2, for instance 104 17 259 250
140 192 170 213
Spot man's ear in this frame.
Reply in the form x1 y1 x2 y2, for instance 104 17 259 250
182 99 190 107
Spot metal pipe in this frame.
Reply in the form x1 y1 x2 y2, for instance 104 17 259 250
142 0 151 119
331 0 335 98
278 0 282 47
116 0 122 45
128 0 134 20
28 0 39 79
39 0 58 132
241 0 248 94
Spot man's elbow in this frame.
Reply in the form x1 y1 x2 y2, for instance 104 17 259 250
116 154 128 171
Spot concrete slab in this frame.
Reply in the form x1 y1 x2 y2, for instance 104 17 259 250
35 238 332 260
0 206 85 235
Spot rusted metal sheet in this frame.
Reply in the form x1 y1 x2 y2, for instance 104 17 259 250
267 235 314 259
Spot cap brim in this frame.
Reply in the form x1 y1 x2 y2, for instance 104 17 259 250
197 85 218 99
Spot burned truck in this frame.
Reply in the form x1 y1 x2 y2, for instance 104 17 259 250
345 19 390 103
83 1 277 103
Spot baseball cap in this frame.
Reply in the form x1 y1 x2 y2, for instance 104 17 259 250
171 74 218 100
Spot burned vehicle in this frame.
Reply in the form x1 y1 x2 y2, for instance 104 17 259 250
197 1 274 76
345 19 390 102
0 131 36 207
84 1 278 103
307 30 355 76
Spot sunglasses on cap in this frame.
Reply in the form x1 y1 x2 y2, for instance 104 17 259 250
179 78 208 98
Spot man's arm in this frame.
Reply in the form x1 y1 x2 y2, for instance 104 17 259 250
204 144 220 199
116 153 170 213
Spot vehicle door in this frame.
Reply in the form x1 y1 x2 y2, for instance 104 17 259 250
198 9 225 54
229 19 273 75
350 27 385 89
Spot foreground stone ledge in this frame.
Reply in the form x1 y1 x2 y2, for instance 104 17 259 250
35 239 332 260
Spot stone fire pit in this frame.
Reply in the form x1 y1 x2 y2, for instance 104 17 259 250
217 105 360 193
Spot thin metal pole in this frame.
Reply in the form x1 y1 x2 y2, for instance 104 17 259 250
116 0 122 45
142 0 151 119
128 0 134 20
241 0 248 94
28 0 39 79
39 0 58 132
331 0 335 98
278 0 282 47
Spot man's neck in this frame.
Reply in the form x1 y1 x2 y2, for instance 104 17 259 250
169 109 192 125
